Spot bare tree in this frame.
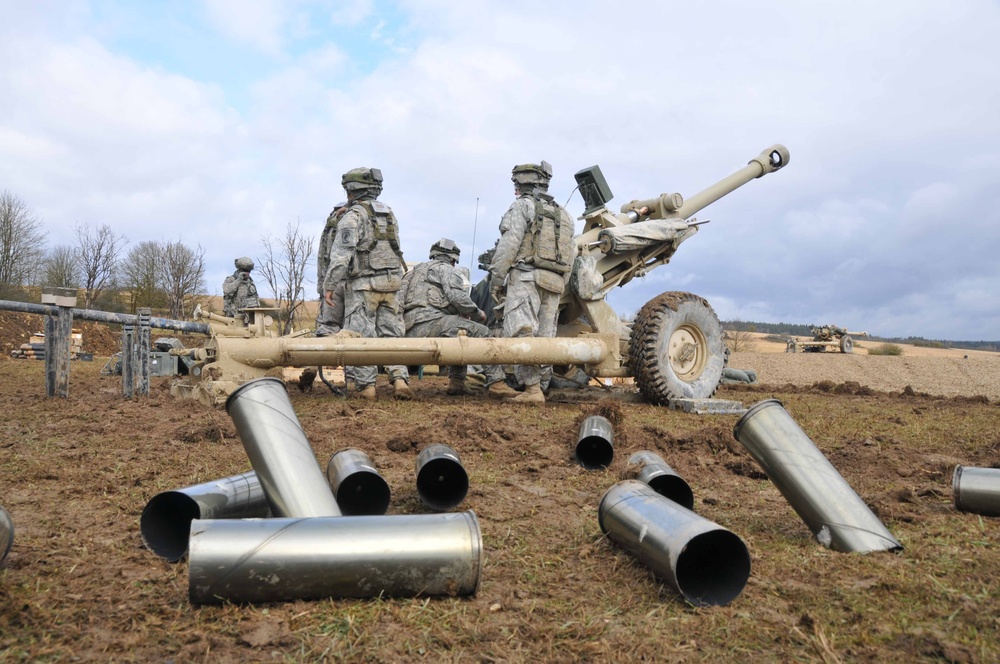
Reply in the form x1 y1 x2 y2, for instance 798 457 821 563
120 241 166 313
159 239 205 319
724 324 759 353
0 190 47 298
41 245 80 288
75 223 128 309
259 221 314 335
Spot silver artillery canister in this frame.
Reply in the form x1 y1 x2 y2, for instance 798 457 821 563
953 465 1000 517
140 471 270 562
599 481 750 607
733 399 902 553
0 505 13 565
576 415 614 470
326 448 391 516
188 511 482 604
415 444 469 511
226 377 341 518
626 451 695 510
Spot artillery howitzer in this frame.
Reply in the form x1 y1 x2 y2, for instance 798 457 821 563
170 145 790 406
785 325 868 354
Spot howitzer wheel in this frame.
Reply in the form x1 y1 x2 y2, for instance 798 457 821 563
629 292 726 404
840 335 854 354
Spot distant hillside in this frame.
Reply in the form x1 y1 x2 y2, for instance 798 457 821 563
720 320 999 353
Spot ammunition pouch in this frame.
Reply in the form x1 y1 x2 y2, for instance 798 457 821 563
369 271 402 293
534 268 566 295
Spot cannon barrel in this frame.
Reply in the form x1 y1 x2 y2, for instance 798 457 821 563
566 144 790 308
622 144 789 220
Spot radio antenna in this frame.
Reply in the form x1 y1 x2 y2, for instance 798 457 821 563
469 197 479 273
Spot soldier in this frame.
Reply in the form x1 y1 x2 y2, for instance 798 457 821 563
488 161 575 404
400 239 518 397
323 167 414 400
222 257 260 317
315 201 348 336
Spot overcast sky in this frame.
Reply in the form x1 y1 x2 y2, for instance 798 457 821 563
2 0 998 341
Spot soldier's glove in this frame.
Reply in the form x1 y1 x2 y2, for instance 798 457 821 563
489 284 503 306
475 309 486 324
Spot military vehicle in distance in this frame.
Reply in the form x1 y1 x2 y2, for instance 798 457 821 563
172 144 790 406
785 325 868 354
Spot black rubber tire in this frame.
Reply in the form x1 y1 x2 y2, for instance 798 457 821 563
840 335 854 354
628 292 726 404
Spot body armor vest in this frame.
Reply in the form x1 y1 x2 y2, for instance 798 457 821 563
351 200 404 275
514 193 574 274
403 261 453 314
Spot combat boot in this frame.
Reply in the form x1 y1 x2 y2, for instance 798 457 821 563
510 383 544 404
393 378 414 400
447 377 472 396
487 381 518 397
359 385 377 400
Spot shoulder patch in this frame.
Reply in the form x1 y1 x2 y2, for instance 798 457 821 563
337 227 357 247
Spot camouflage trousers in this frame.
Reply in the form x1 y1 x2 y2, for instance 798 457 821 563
407 315 507 385
315 282 344 336
501 269 560 389
343 284 409 389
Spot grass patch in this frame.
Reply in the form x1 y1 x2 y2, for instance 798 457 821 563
868 343 904 356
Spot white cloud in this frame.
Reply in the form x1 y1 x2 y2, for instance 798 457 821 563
202 0 289 55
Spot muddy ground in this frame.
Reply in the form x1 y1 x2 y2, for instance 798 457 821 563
1 315 999 662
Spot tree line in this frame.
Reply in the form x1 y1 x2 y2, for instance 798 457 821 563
0 190 312 332
721 319 999 351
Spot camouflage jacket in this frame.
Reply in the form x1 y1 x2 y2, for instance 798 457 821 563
323 200 404 293
400 257 479 328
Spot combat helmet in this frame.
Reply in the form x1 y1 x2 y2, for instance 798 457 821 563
511 160 553 189
429 238 461 261
342 167 383 196
234 257 254 271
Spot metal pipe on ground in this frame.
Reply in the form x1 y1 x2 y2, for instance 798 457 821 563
326 449 391 516
599 481 750 607
733 399 902 553
188 511 482 604
140 471 270 562
226 377 341 517
415 445 469 511
576 415 614 470
953 466 1000 517
1 505 13 565
625 451 694 510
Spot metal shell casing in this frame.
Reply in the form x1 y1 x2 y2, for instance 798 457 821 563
576 415 615 470
953 465 1000 517
326 448 391 516
415 444 469 511
188 511 482 604
140 471 269 562
226 377 341 518
733 399 901 553
599 481 750 607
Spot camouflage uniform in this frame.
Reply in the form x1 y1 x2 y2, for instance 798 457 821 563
222 257 260 317
489 165 574 392
316 203 347 336
324 194 410 392
400 253 506 388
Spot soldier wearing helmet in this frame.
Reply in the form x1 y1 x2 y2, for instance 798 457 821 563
488 161 575 404
323 167 413 400
398 239 518 398
222 256 260 317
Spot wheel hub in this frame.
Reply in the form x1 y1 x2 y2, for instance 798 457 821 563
668 324 708 381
